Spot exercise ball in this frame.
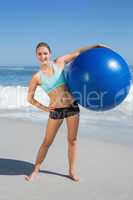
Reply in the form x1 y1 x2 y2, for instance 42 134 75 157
66 47 131 111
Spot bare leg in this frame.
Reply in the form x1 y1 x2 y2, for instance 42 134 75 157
66 114 80 181
25 117 63 181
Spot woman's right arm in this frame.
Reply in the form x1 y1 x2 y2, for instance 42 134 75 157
27 74 55 112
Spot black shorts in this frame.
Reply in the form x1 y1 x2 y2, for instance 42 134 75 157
49 101 80 119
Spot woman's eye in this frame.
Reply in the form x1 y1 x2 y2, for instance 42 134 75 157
38 52 48 56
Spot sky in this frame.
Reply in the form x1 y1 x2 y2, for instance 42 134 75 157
0 0 132 66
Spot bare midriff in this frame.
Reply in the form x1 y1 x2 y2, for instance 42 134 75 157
48 84 75 108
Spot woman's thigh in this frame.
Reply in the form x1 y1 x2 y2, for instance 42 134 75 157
66 114 80 140
42 117 64 145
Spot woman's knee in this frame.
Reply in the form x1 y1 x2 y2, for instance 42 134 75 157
42 140 53 149
67 137 77 146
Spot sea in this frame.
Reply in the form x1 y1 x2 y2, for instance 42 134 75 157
0 65 133 145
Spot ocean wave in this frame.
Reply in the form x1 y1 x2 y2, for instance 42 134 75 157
0 84 132 110
0 66 38 72
0 84 132 123
0 85 50 109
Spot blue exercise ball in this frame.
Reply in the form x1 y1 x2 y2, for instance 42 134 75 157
66 47 132 111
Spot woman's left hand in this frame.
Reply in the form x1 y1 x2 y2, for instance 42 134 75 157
95 44 112 50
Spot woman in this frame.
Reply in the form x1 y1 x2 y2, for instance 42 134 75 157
25 42 106 182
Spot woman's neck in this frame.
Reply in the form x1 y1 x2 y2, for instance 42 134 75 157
40 61 52 71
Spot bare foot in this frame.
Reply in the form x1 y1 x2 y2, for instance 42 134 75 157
25 171 39 181
69 172 80 182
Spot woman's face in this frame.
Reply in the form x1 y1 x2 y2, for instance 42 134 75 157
36 46 51 65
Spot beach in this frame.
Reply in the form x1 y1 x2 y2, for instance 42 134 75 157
0 0 133 198
0 65 133 199
0 117 133 200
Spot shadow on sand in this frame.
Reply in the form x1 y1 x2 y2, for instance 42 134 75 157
0 158 72 180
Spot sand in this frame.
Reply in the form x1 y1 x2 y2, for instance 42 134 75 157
0 117 133 200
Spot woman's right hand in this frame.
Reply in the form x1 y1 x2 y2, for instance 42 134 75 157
43 106 55 112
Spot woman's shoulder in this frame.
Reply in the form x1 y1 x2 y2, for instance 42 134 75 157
53 59 65 70
34 70 41 77
31 71 41 85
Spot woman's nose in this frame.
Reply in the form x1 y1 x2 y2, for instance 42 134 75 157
40 55 45 59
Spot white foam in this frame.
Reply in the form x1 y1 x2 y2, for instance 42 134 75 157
0 84 132 110
0 84 132 123
118 84 133 114
0 85 50 110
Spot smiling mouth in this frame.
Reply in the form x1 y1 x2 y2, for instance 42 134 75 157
40 59 47 62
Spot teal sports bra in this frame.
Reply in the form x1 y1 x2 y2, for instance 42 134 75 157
38 62 67 94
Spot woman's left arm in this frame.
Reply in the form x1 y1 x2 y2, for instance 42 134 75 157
55 44 111 69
